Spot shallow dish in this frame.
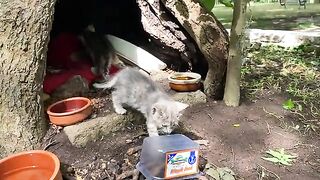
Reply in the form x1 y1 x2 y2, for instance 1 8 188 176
168 72 202 92
0 150 62 180
47 97 92 126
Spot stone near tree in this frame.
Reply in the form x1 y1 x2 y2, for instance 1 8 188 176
63 111 145 147
173 90 207 105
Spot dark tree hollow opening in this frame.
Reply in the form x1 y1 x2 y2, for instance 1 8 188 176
48 0 208 77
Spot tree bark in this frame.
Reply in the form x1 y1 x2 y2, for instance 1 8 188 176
136 0 198 70
223 0 248 106
0 0 56 158
160 0 229 98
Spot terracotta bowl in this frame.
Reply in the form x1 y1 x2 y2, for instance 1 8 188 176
0 150 62 180
47 97 92 126
168 72 202 92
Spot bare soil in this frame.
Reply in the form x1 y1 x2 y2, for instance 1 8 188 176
42 76 320 179
181 94 320 180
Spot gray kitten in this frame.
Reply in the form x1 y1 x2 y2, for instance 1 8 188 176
93 67 189 136
79 25 124 81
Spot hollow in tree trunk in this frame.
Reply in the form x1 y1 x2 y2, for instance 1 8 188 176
160 0 229 98
223 0 248 106
0 0 56 158
137 0 229 98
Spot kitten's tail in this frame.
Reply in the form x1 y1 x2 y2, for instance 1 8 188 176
92 74 118 89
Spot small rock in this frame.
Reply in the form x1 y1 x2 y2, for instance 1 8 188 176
92 156 97 161
64 111 145 147
67 167 74 173
108 160 120 174
194 140 209 146
173 90 207 105
82 169 88 175
101 163 107 170
125 139 133 144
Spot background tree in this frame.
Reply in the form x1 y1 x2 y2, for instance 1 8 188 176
201 0 249 106
0 0 56 158
223 0 249 106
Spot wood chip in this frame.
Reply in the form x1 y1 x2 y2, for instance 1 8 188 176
127 146 142 155
194 140 209 146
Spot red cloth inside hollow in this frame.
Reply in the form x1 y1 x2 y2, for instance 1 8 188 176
43 33 120 94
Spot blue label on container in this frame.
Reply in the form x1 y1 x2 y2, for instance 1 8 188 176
167 153 176 163
188 151 196 165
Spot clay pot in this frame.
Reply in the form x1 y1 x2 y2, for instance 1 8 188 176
168 72 202 92
0 150 62 180
47 97 92 126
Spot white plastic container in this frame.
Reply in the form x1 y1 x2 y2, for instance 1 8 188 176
136 134 200 179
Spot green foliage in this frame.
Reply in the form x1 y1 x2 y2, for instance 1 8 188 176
241 45 320 131
204 163 236 180
200 0 233 12
212 3 320 30
219 0 234 8
282 99 295 110
200 0 216 12
262 148 297 166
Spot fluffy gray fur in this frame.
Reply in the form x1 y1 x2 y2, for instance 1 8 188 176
93 67 189 136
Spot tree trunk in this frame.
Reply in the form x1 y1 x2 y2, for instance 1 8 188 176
160 0 229 98
136 0 198 71
0 0 56 158
223 0 248 106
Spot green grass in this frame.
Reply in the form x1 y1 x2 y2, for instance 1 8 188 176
212 3 320 30
241 44 320 133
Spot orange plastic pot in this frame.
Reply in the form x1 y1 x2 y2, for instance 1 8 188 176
47 97 92 126
0 150 62 180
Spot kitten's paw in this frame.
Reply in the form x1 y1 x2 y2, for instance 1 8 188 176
115 108 127 115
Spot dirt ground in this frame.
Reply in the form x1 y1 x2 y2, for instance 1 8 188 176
182 94 320 179
42 85 320 180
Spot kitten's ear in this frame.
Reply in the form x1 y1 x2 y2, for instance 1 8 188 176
151 103 161 115
175 101 189 112
152 103 164 115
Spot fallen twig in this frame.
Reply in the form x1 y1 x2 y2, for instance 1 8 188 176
262 107 283 120
265 121 271 135
127 146 142 155
207 113 214 121
291 110 306 120
43 139 58 150
101 169 112 180
256 164 280 180
194 140 209 146
231 148 235 168
132 132 148 140
116 169 139 180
